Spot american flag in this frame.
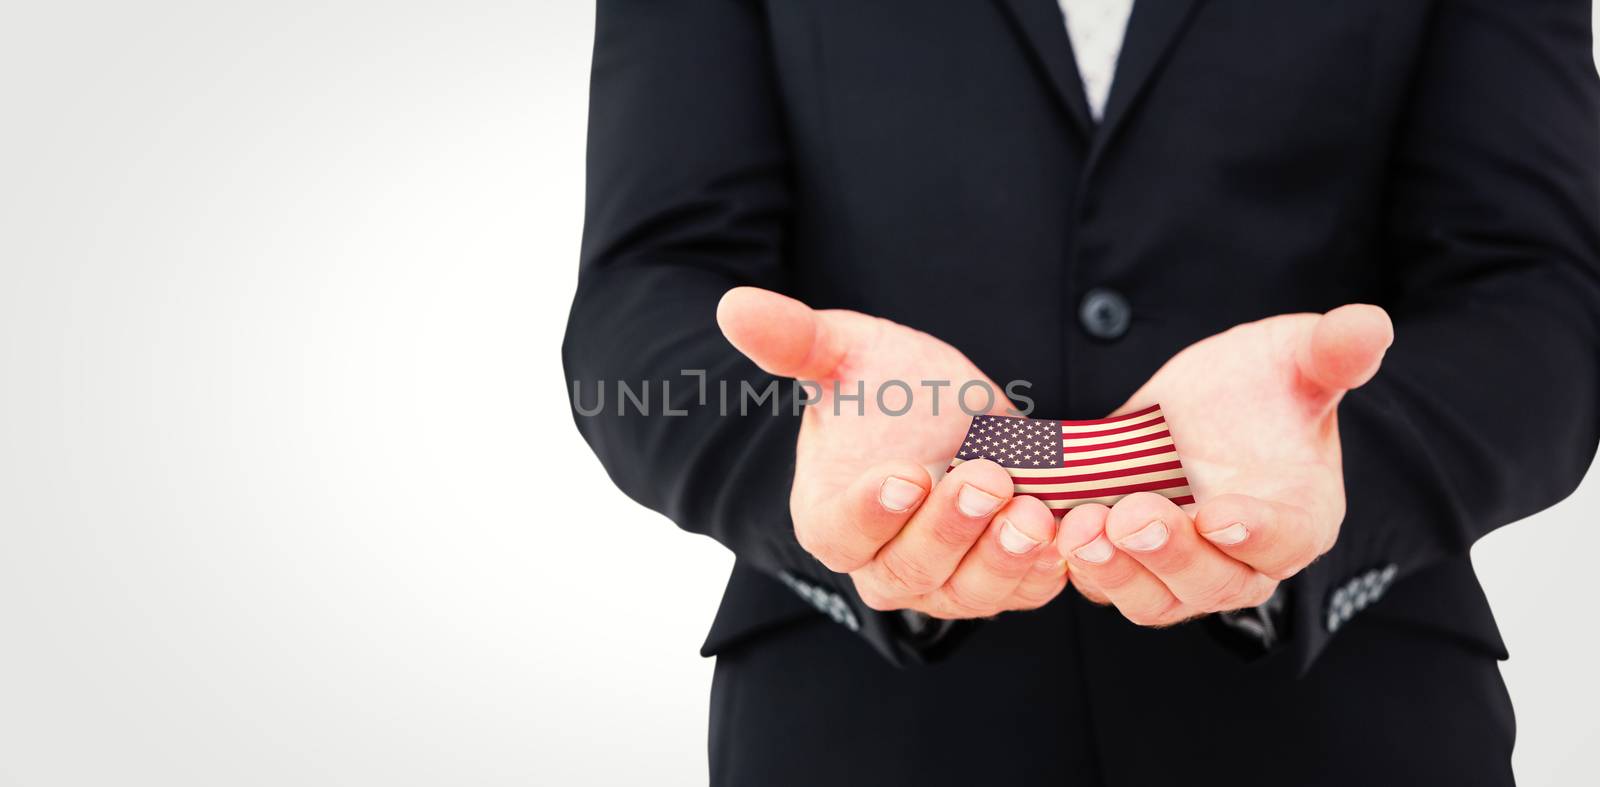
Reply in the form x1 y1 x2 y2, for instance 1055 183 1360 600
947 404 1193 516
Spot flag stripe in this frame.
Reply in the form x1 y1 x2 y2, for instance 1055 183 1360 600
1026 476 1191 500
1010 459 1184 487
1061 429 1171 453
1062 421 1170 448
1059 444 1177 468
1053 435 1174 462
1057 414 1165 439
1016 467 1188 495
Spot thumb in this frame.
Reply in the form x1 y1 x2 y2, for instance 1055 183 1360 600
1296 304 1394 392
717 287 850 380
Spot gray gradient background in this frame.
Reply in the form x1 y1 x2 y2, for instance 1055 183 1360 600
0 3 1595 785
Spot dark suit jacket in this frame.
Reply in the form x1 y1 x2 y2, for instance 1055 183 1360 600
565 0 1599 781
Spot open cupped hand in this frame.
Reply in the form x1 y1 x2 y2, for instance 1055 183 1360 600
1058 307 1394 625
718 287 1071 619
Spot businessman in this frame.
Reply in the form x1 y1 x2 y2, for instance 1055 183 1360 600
565 1 1600 784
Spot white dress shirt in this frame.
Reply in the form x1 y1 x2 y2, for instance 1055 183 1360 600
1058 0 1136 121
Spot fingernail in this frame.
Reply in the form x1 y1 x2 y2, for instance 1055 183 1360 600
1073 535 1114 564
1119 520 1169 552
998 519 1041 554
1203 522 1249 546
878 477 925 512
957 484 1003 518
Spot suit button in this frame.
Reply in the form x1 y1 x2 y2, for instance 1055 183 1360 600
1080 288 1131 340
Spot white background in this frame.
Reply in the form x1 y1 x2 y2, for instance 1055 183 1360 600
0 2 1596 785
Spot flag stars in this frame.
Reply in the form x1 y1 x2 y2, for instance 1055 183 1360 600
959 415 1063 470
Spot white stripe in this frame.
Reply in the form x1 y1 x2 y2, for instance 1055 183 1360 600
1057 434 1175 461
1058 409 1164 435
1061 420 1169 447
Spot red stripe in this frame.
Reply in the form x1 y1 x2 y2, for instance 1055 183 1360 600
1061 430 1171 453
1058 444 1176 468
1029 476 1190 500
1057 415 1165 439
1010 460 1184 486
1052 403 1161 426
1168 495 1197 506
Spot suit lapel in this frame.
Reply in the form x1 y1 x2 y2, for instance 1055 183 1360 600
1086 0 1203 175
993 0 1095 137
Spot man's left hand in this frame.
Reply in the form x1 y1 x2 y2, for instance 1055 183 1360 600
1058 305 1394 625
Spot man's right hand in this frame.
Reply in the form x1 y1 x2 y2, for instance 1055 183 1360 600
717 287 1067 619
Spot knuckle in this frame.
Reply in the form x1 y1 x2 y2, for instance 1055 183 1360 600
1161 606 1202 627
810 547 852 573
1122 605 1166 627
980 547 1031 581
1073 579 1111 606
876 551 939 596
791 515 828 557
929 515 984 551
1261 547 1315 581
939 582 1000 616
1091 560 1142 591
794 515 872 573
821 553 861 573
1245 580 1279 607
1148 542 1198 574
1194 568 1253 612
1265 564 1304 583
796 529 851 572
852 580 901 612
925 599 981 621
1011 578 1066 610
851 572 915 614
1121 596 1181 627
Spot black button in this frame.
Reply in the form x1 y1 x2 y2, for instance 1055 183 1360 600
1079 288 1131 340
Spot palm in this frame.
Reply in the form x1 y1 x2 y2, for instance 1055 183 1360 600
1116 313 1371 532
792 311 1000 516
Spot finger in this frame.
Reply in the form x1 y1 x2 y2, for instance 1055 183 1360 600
794 461 931 573
861 459 1013 604
1297 304 1394 393
1194 493 1327 581
1105 492 1275 613
1013 533 1072 610
1012 559 1070 610
716 287 851 380
1055 506 1112 605
1057 503 1185 626
1070 571 1111 606
933 495 1058 614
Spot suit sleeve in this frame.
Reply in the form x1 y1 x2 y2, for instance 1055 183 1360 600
1287 0 1600 671
563 0 941 666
